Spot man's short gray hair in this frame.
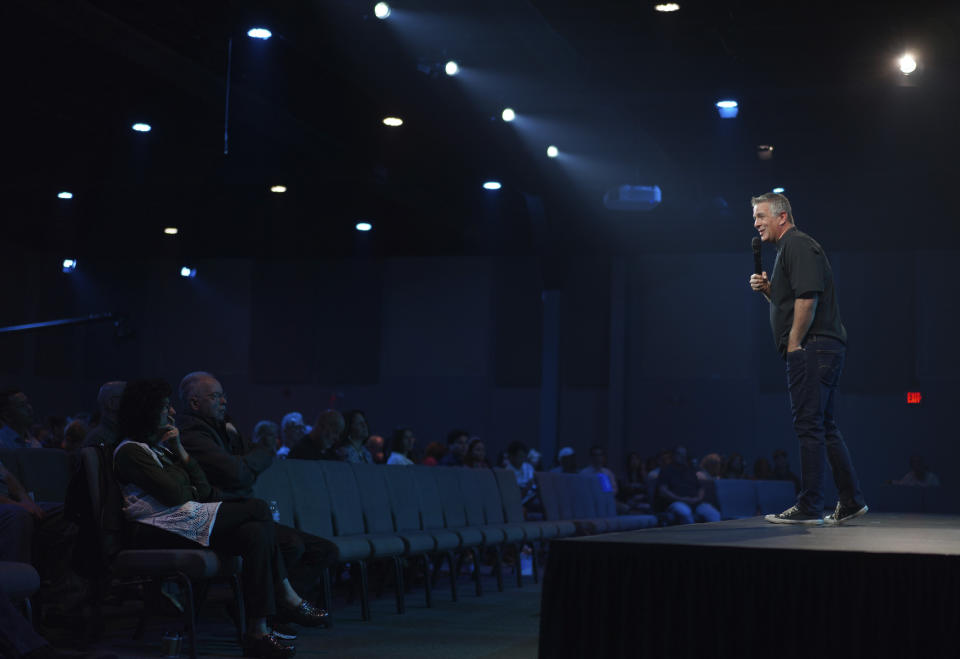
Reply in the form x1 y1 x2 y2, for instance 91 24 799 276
751 192 794 224
253 420 279 443
178 371 216 405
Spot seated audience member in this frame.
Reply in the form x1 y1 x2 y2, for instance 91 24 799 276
657 446 721 525
114 379 327 658
386 428 416 466
580 445 618 496
62 418 89 453
753 457 774 480
176 371 336 614
440 429 470 467
84 381 126 450
646 448 673 505
506 441 538 506
550 447 578 474
771 449 801 493
253 420 281 455
290 410 345 461
698 453 723 481
463 438 491 469
527 449 543 471
421 442 446 467
0 388 41 449
279 412 309 458
365 435 386 465
893 455 940 487
618 451 649 513
340 410 374 464
722 453 747 479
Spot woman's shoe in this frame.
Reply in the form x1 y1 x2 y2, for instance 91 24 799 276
279 600 330 628
242 632 296 659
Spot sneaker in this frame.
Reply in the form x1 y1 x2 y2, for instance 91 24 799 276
824 502 868 525
764 505 824 525
270 623 298 641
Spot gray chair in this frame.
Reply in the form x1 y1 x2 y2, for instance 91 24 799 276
0 561 40 623
584 473 658 531
715 478 760 519
756 480 796 515
494 468 573 539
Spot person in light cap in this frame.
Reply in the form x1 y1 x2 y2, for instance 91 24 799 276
551 447 578 474
279 412 309 457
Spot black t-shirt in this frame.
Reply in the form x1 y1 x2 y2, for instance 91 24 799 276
658 463 700 499
768 227 847 358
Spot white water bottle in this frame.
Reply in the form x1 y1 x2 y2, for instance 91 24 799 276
269 500 280 523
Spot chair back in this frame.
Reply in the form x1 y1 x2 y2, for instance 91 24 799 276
476 469 508 524
457 469 489 526
285 459 335 537
252 460 296 527
382 466 423 532
434 467 470 528
351 463 397 534
535 472 563 521
317 461 367 536
411 467 446 531
494 469 526 523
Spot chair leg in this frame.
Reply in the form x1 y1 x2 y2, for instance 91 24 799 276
516 543 524 588
422 555 432 608
493 545 504 592
531 541 540 584
177 574 198 659
321 568 334 626
359 561 371 621
446 552 457 602
228 573 245 644
472 548 482 597
393 557 405 614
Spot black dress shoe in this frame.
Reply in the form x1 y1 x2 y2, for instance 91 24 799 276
242 633 296 659
279 600 330 628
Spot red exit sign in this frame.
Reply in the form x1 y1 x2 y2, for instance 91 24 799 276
907 392 922 405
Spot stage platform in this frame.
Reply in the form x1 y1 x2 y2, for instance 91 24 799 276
539 514 960 659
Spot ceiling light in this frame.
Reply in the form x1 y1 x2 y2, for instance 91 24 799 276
180 267 197 279
61 259 77 273
356 222 373 232
57 191 74 200
501 108 516 122
899 53 917 75
131 122 152 132
655 3 680 11
163 227 179 235
383 116 403 127
270 185 287 193
445 61 459 76
772 187 785 194
546 145 559 158
757 145 774 161
374 2 391 19
715 99 739 118
247 27 272 40
483 181 502 191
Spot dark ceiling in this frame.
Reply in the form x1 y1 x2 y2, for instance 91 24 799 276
5 0 959 265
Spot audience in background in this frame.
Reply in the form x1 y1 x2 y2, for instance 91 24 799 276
62 418 89 453
506 441 538 507
386 427 416 465
753 457 774 480
290 410 345 461
527 449 543 472
580 446 618 496
253 420 281 455
722 453 747 479
365 435 386 465
697 453 723 481
618 452 649 513
647 449 673 506
440 429 470 467
340 410 374 464
550 447 577 474
463 438 491 469
771 449 801 493
421 441 447 466
892 455 940 486
83 381 126 450
279 412 309 458
657 446 721 525
0 388 41 448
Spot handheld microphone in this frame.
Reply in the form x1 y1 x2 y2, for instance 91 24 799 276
751 236 762 275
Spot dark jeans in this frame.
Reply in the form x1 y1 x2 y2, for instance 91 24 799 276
785 335 864 513
275 524 337 604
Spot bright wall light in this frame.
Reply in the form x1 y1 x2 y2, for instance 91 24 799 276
445 61 459 76
374 2 391 19
356 222 373 232
270 185 287 193
483 181 502 191
57 191 74 199
546 145 559 159
655 3 680 11
132 123 152 132
383 116 403 127
61 259 77 273
772 187 785 194
180 267 197 279
899 53 917 75
163 227 179 235
501 108 516 122
715 99 739 118
247 27 272 39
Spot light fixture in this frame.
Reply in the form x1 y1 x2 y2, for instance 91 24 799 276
483 181 502 191
715 99 739 118
546 145 559 159
61 259 77 273
247 27 272 40
772 187 785 194
899 53 917 75
131 122 152 132
757 145 774 161
180 267 197 279
270 185 287 193
383 116 403 127
501 108 516 122
445 60 459 76
163 227 179 235
356 222 373 232
654 3 680 11
374 2 391 19
57 191 74 199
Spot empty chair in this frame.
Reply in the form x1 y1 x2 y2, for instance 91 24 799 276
756 480 796 516
458 468 527 590
715 479 760 519
494 468 573 539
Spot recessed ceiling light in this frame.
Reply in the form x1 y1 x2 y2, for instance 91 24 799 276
374 2 391 19
546 145 559 158
57 191 74 199
715 99 739 118
899 53 917 75
757 145 774 160
445 61 459 76
356 222 373 232
501 108 516 122
270 185 287 193
163 227 179 235
383 117 403 127
772 187 785 194
247 28 272 40
483 181 502 191
61 259 77 273
655 3 680 11
180 267 197 279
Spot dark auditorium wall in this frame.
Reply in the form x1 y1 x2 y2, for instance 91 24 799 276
1 249 957 489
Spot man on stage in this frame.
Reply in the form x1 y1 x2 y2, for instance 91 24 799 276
748 192 868 525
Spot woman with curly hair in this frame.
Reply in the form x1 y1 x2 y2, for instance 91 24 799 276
113 379 326 659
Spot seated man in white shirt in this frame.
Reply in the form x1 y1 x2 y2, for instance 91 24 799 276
507 441 538 507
